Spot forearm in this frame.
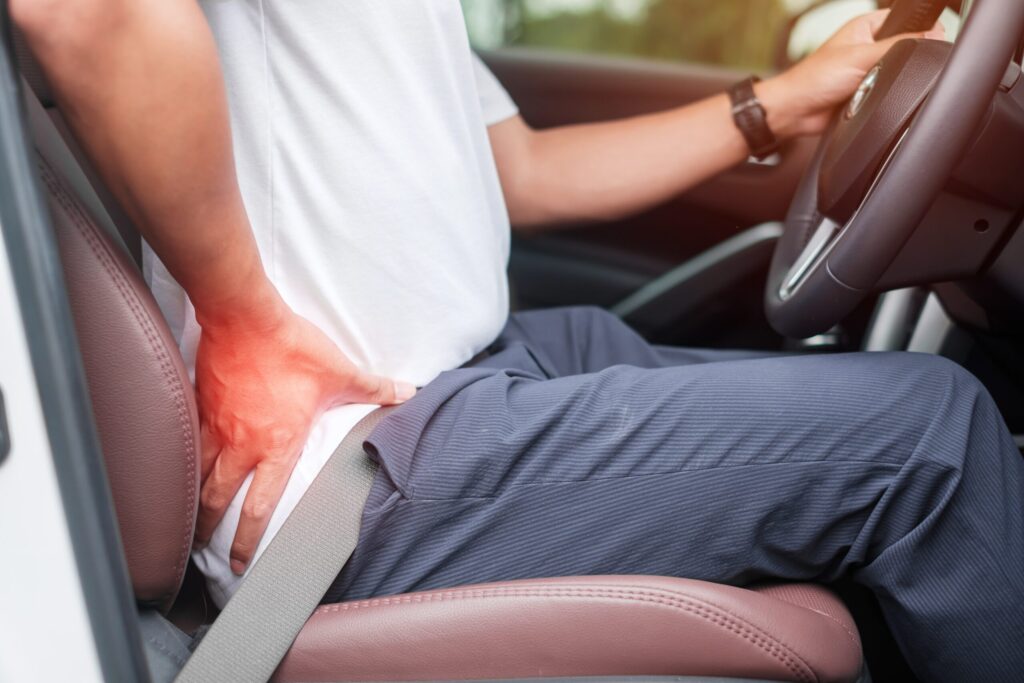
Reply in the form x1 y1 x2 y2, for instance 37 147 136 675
496 8 944 231
496 78 802 229
13 0 278 324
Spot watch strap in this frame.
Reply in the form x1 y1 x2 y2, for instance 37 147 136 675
728 76 779 160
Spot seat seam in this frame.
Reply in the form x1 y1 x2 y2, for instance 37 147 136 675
760 594 860 649
573 580 853 653
314 586 821 682
535 580 848 660
40 159 197 604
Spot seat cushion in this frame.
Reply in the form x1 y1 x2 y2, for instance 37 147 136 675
274 575 862 682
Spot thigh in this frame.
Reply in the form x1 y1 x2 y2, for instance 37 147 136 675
329 351 957 601
495 306 778 377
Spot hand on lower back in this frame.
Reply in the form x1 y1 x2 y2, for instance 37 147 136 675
192 292 415 574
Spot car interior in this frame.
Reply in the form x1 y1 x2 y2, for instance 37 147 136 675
4 0 1024 681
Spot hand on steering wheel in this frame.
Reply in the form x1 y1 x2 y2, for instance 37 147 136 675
772 10 944 138
765 0 1024 339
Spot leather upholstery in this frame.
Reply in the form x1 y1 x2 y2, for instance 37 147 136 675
40 156 200 610
275 576 862 683
35 97 863 679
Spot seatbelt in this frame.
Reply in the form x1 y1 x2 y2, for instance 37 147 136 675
176 406 393 683
21 78 131 257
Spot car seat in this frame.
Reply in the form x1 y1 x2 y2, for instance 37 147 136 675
14 34 867 683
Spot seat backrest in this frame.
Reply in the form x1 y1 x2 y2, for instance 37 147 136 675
40 153 201 612
17 35 201 611
14 30 144 265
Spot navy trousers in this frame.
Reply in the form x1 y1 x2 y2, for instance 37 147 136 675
327 307 1024 682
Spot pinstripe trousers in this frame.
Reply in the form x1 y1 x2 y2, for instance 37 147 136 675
327 306 1024 682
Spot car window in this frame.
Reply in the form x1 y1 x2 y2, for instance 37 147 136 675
462 0 795 72
461 1 962 73
787 1 961 63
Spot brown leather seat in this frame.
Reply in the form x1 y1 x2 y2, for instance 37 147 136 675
38 91 865 683
277 577 861 682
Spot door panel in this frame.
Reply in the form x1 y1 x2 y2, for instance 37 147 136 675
481 49 817 346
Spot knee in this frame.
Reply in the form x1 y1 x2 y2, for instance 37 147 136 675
892 353 1000 461
575 305 628 332
900 353 986 403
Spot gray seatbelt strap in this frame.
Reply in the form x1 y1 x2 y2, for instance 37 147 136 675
21 78 130 257
177 407 393 683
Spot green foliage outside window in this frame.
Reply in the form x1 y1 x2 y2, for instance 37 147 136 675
463 0 796 73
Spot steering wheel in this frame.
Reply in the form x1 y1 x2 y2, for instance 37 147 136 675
765 0 1024 339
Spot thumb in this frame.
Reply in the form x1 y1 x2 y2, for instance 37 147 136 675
864 9 892 37
337 370 416 406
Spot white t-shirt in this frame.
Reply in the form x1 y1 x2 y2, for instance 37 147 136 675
143 0 518 606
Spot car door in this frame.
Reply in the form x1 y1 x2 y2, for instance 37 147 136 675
464 0 834 347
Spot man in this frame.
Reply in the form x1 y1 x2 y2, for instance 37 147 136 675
14 1 1023 681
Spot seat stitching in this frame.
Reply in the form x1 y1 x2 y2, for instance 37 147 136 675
314 586 819 682
315 587 812 681
610 581 860 651
770 600 860 648
43 159 197 597
39 159 197 603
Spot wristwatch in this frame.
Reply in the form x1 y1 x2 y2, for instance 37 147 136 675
728 76 779 160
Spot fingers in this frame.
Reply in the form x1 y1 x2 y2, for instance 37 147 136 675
194 446 254 549
865 9 892 37
865 9 946 41
337 370 416 406
852 17 946 69
925 21 947 41
199 420 221 483
827 9 888 45
858 28 938 63
864 10 944 45
837 9 944 47
892 18 947 43
228 458 297 575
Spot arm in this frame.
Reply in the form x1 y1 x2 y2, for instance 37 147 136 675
490 11 943 229
13 0 414 574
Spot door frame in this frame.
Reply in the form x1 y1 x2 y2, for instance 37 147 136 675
0 9 147 681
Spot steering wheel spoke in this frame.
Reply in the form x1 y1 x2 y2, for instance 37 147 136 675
765 0 1024 339
779 218 841 301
